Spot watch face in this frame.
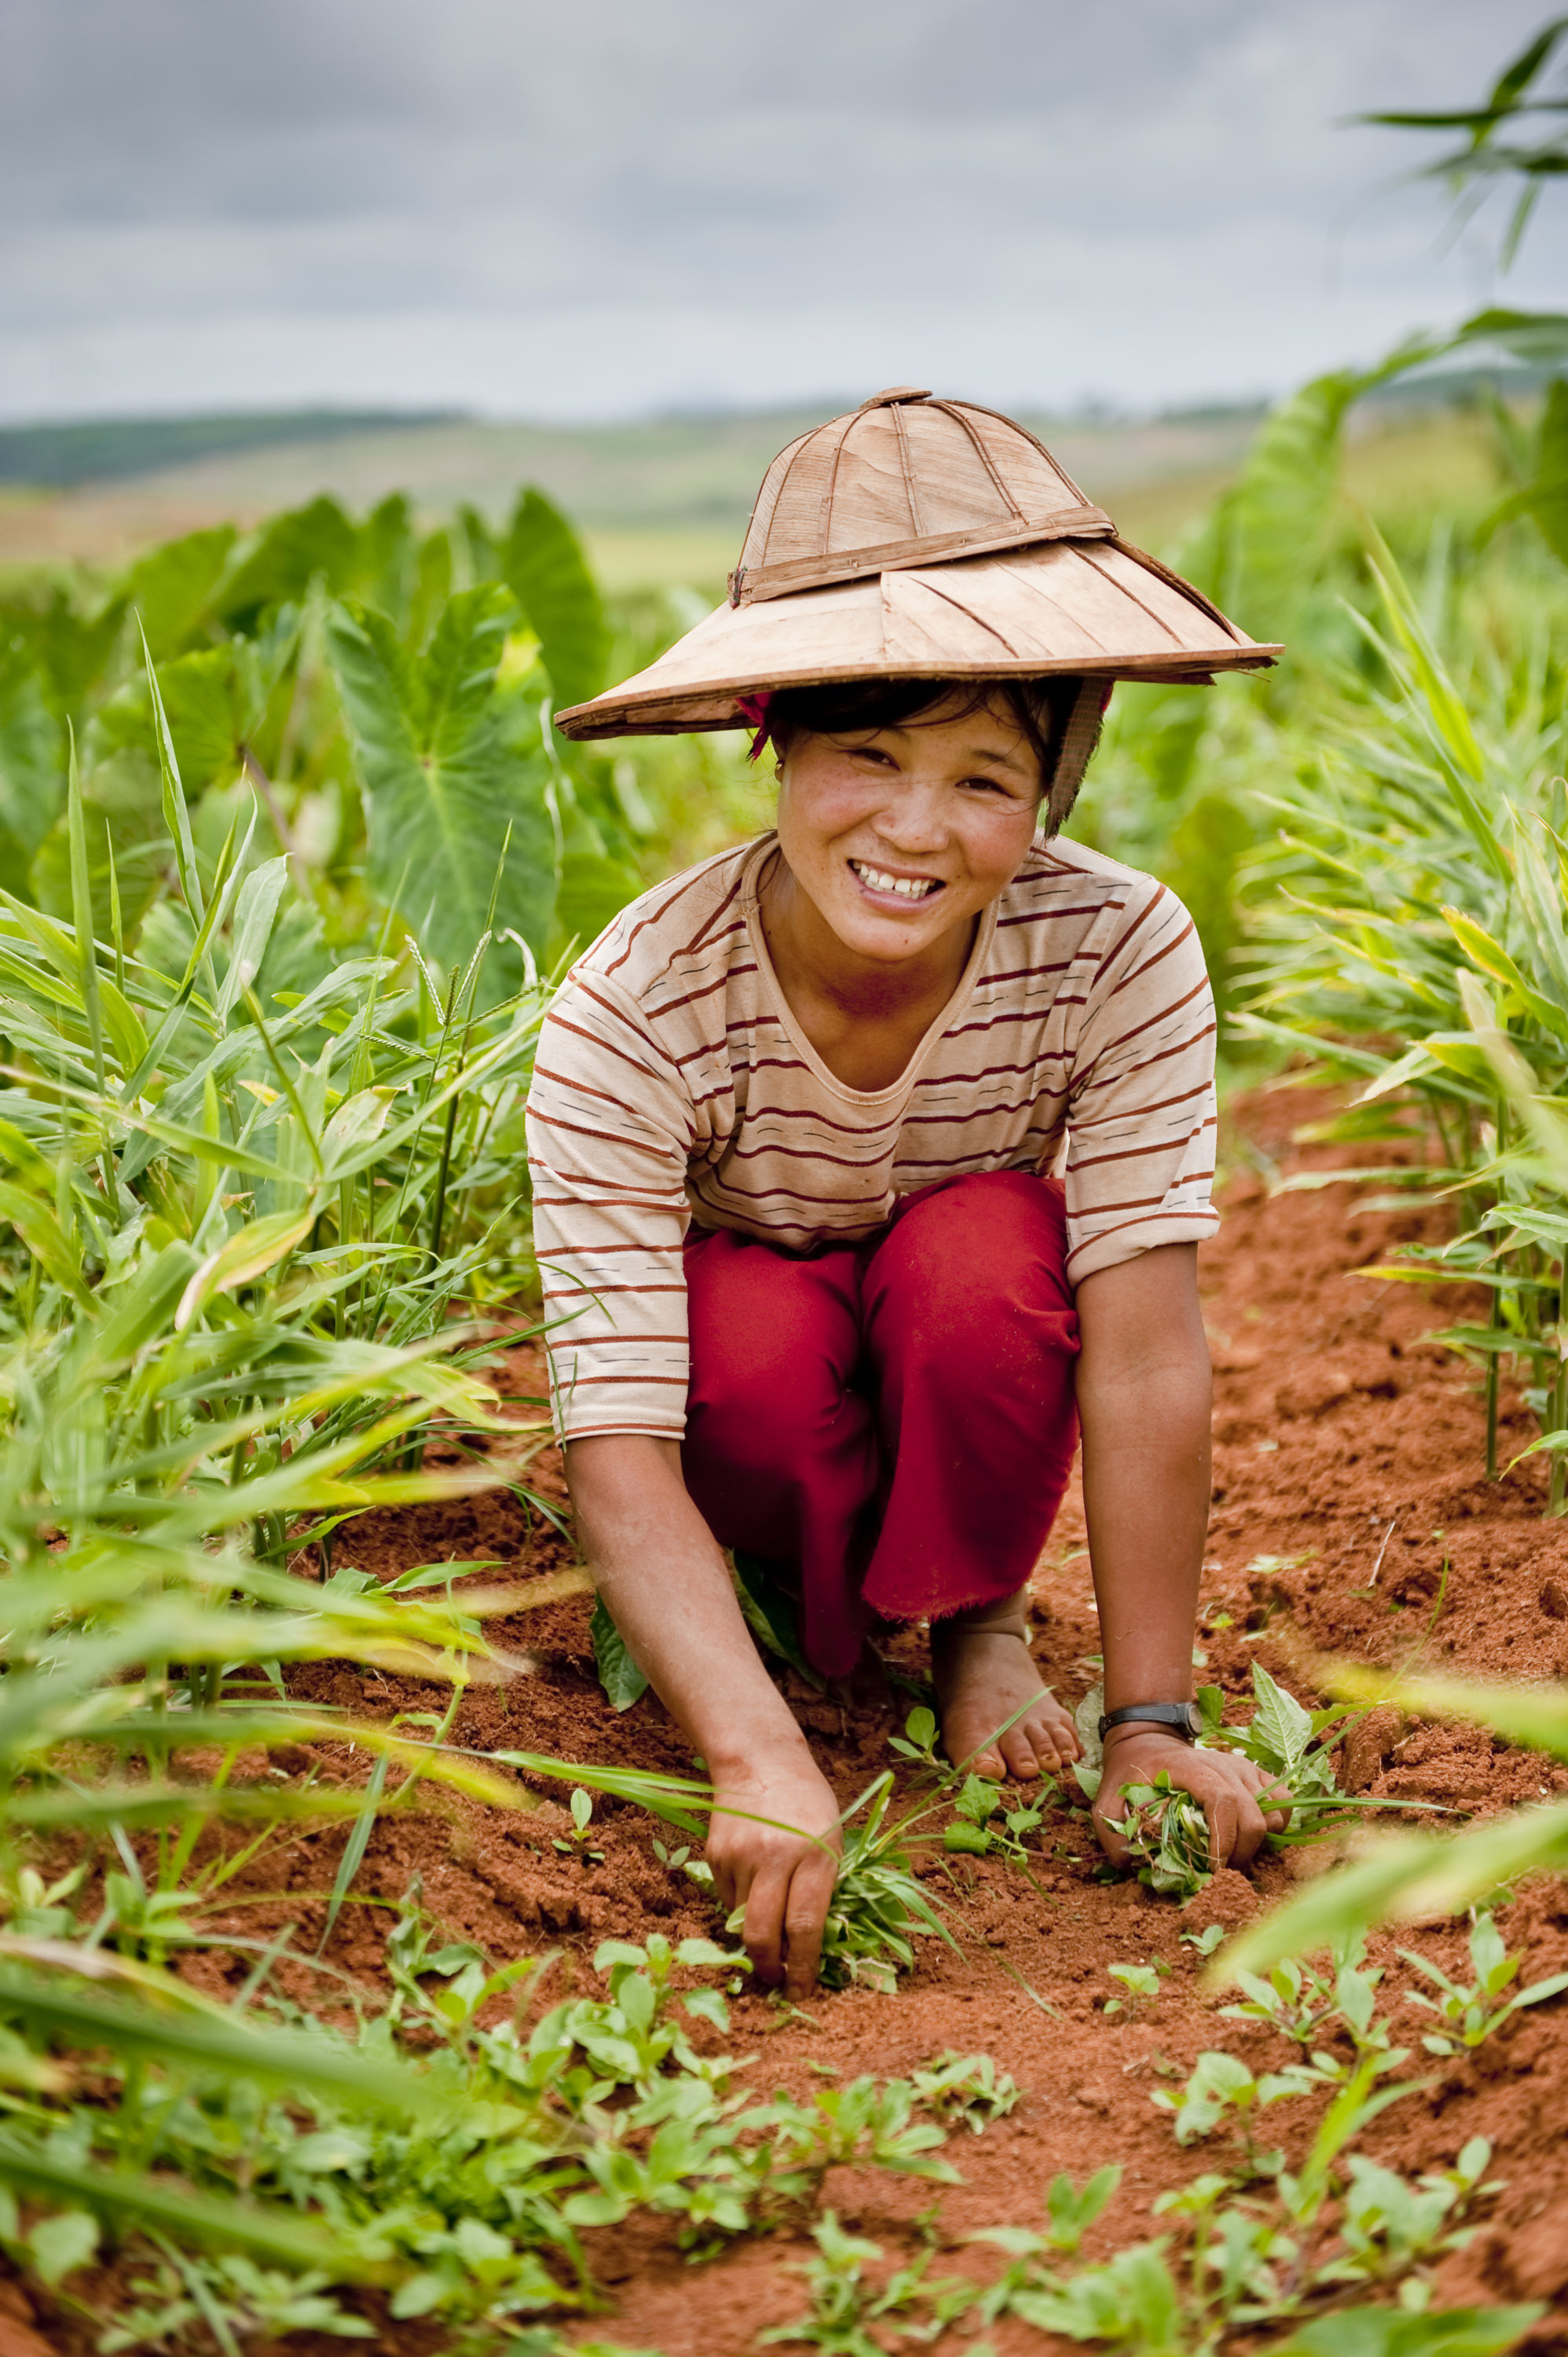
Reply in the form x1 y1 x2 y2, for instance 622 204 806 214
1182 1703 1205 1738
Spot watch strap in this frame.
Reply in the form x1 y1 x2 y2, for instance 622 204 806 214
1097 1700 1204 1743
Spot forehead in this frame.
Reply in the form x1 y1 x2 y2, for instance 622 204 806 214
883 693 1039 777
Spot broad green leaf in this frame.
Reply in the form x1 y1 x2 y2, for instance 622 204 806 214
216 493 360 626
123 524 236 658
503 486 610 714
29 749 167 933
326 587 557 976
360 490 416 628
94 628 295 799
591 1593 650 1711
555 845 643 958
0 662 64 878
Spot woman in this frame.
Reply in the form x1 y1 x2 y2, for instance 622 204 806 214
535 389 1291 1997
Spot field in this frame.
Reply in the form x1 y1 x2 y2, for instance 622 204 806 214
9 1093 1568 2355
2 360 1568 2354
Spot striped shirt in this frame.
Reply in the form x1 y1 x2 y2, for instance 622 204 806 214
528 832 1218 1440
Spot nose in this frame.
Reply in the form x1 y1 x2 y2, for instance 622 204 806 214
874 778 951 857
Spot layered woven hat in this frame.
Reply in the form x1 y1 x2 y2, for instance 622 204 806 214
555 389 1278 802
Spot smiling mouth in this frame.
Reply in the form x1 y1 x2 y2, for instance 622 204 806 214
848 859 943 902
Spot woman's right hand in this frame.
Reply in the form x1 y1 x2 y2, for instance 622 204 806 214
705 1745 844 1999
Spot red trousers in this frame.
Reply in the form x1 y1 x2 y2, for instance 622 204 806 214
681 1170 1081 1680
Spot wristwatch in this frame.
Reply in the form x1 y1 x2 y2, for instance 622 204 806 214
1098 1701 1204 1743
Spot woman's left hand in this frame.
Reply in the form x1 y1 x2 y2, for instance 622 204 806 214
1091 1725 1291 1873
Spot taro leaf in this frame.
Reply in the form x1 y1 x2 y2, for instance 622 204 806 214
123 525 236 659
503 486 610 715
460 501 505 586
9 586 129 717
590 1593 650 1712
216 495 361 628
732 1549 818 1684
30 750 167 933
1245 1663 1313 1777
324 585 557 978
359 493 416 629
555 844 644 959
91 617 298 799
1273 2304 1545 2357
0 662 64 881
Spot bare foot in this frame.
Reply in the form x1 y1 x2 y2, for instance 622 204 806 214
931 1618 1081 1780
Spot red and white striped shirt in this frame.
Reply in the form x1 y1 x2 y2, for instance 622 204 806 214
528 832 1218 1439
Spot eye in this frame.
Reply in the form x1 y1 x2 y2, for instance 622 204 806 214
961 774 1019 797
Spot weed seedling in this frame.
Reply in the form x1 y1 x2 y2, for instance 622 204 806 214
552 1785 605 1862
907 2051 1020 2133
1104 1963 1164 2017
888 1704 942 1771
1401 1912 1568 2052
762 2211 971 2355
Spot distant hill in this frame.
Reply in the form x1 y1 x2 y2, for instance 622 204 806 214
0 410 460 488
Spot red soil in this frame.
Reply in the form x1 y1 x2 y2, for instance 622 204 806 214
20 1089 1568 2355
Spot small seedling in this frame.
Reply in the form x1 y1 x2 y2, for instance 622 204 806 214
1182 1923 1226 1959
889 1704 942 1770
1151 2048 1306 2165
1401 1912 1568 2052
1105 1963 1163 2016
552 1786 605 1861
941 1772 1051 1865
907 2052 1020 2133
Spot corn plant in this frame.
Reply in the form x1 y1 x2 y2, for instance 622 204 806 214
1236 533 1568 1498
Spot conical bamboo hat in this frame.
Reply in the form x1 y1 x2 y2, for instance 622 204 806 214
554 387 1277 742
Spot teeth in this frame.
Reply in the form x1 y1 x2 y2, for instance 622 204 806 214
852 860 939 900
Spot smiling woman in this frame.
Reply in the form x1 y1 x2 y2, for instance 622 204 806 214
538 389 1289 1996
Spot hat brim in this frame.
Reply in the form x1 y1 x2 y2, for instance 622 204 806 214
555 536 1279 741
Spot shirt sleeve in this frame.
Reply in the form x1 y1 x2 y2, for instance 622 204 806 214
526 970 697 1441
1061 879 1219 1285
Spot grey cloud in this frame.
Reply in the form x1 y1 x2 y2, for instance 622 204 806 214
2 0 1560 422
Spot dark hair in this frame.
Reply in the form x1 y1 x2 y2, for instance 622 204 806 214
764 676 1082 797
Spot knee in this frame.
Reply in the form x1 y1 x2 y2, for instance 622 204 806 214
687 1340 841 1469
685 1255 856 1468
875 1172 1073 1324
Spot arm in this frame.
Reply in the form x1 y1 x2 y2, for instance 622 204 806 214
1075 1243 1289 1868
566 1434 841 1996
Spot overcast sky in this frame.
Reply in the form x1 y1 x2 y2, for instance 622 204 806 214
3 0 1562 426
